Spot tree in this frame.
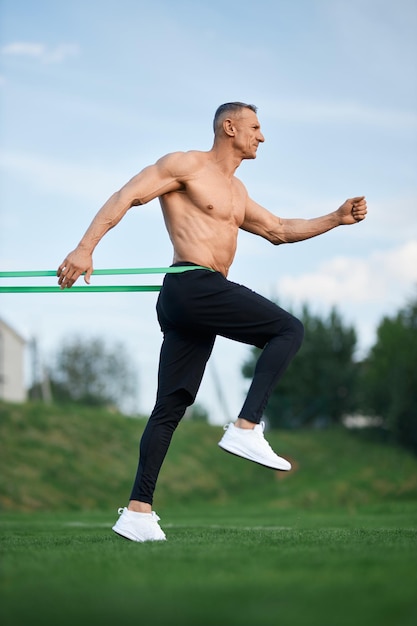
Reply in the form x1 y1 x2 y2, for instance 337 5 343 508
49 336 138 413
359 295 417 452
242 304 359 428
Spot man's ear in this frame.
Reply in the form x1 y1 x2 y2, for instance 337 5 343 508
223 118 235 137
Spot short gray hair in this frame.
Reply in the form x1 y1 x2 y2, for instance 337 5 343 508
213 102 258 134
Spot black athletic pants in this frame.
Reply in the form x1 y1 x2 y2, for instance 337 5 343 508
130 263 304 504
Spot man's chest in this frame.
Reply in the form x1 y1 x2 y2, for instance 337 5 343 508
184 175 247 224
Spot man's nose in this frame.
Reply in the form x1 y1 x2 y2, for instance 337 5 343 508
258 132 265 143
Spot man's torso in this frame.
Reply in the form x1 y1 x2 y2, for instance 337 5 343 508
159 151 248 276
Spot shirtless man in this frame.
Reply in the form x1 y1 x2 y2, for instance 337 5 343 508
57 102 367 542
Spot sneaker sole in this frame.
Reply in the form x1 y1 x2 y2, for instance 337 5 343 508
112 526 143 542
218 441 291 471
112 525 166 542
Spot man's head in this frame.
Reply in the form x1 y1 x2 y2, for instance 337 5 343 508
213 102 258 135
213 102 264 160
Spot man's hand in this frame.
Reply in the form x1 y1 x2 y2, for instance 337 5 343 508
57 248 93 289
337 196 367 225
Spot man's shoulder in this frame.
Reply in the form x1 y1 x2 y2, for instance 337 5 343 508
157 150 208 178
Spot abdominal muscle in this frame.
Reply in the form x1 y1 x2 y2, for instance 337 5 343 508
160 190 243 277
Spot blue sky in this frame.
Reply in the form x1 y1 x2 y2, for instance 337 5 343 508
1 0 416 421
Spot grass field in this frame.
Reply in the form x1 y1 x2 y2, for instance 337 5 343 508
1 505 416 626
1 402 417 625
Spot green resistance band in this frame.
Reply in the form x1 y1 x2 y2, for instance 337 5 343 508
0 266 211 293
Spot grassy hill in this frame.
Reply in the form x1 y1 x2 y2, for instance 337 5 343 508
1 400 417 513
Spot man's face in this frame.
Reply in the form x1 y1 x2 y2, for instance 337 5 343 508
232 109 265 159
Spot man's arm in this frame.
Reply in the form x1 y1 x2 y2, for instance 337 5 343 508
240 196 367 244
57 154 185 288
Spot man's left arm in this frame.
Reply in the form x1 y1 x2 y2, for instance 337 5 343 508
241 196 367 244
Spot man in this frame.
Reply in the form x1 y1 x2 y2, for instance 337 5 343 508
58 102 367 542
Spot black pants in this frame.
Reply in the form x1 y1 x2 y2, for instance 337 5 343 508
130 264 304 504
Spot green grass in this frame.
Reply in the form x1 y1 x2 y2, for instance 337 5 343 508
1 507 416 626
1 401 417 625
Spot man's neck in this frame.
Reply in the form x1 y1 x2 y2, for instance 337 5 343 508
209 142 243 178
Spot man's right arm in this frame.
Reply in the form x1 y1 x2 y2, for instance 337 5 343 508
241 196 367 245
57 153 186 289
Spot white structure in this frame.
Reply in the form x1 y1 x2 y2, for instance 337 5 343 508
0 317 27 402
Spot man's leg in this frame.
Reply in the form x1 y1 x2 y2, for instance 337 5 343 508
187 278 304 468
217 311 303 470
160 269 304 469
129 388 192 508
112 328 215 541
237 313 304 424
158 266 304 431
129 328 215 507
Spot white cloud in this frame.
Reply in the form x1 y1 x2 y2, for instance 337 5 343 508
274 240 417 356
1 42 79 64
277 240 417 306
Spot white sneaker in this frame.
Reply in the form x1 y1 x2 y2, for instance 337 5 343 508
218 421 292 471
112 507 166 542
